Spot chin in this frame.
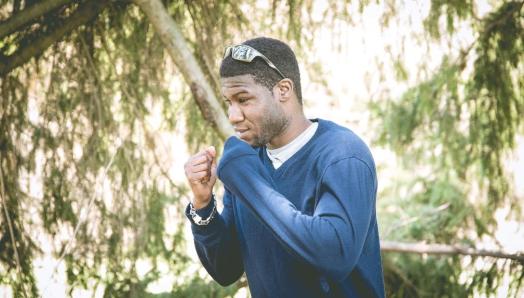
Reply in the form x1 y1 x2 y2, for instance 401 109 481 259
239 137 254 146
239 137 262 147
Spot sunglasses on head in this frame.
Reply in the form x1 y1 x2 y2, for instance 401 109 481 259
223 44 286 79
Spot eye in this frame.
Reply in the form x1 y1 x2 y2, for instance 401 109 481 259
238 98 250 104
224 99 232 106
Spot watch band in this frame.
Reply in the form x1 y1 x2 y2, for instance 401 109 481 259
189 196 217 226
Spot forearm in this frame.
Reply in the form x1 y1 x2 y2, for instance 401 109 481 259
186 196 244 285
220 162 354 279
220 156 375 283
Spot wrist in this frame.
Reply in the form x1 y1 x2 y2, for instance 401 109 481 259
188 195 217 226
192 194 213 210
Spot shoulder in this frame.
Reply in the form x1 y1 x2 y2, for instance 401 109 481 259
313 119 376 172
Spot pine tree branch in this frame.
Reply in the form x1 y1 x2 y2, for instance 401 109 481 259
381 241 524 262
0 0 72 39
0 166 28 297
0 0 109 77
133 0 234 140
456 1 524 69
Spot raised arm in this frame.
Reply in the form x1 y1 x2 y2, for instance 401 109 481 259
184 146 244 285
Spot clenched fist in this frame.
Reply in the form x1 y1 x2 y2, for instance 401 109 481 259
184 146 217 209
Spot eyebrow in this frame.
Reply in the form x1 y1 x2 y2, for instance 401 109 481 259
223 90 250 100
234 91 249 96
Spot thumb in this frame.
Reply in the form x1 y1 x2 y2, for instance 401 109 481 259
205 146 217 185
208 146 218 180
210 163 218 185
206 146 216 159
206 146 217 169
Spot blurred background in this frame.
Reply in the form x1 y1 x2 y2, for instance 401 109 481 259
0 0 523 297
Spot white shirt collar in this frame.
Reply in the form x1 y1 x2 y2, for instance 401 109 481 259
266 122 318 169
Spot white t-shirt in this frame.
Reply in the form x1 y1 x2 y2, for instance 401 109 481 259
266 122 318 169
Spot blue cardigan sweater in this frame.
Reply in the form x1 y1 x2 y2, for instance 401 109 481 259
186 119 385 297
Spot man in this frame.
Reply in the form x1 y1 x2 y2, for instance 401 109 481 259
184 37 385 297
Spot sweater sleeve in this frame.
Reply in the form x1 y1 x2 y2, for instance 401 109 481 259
217 137 377 282
186 190 244 286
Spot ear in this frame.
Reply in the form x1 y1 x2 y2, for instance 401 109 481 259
274 79 294 102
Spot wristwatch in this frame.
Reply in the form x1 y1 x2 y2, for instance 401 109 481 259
189 196 217 226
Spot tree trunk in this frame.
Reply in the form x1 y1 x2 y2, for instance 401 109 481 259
381 241 524 262
0 0 108 76
133 0 234 140
0 0 72 39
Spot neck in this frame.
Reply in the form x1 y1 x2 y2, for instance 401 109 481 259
268 114 311 149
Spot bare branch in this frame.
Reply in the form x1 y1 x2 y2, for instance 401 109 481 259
381 241 524 262
0 0 72 39
0 0 109 76
133 0 234 140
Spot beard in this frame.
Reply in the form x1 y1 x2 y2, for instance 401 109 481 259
251 103 289 147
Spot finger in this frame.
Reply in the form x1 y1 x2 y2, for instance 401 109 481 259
191 155 209 166
188 171 208 182
191 163 211 173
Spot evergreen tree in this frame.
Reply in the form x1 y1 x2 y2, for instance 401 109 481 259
0 0 522 297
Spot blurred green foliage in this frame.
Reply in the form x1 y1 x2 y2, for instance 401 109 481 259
373 1 524 296
0 0 522 297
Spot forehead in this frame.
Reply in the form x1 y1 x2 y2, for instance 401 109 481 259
220 74 261 95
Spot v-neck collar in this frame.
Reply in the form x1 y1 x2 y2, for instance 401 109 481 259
260 118 325 178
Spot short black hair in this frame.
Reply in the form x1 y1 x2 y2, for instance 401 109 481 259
219 37 303 104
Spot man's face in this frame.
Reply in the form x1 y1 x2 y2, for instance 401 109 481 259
221 74 289 147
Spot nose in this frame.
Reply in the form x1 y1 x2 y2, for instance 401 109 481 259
228 104 244 124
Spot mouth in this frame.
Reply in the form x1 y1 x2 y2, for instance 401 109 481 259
234 128 250 139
